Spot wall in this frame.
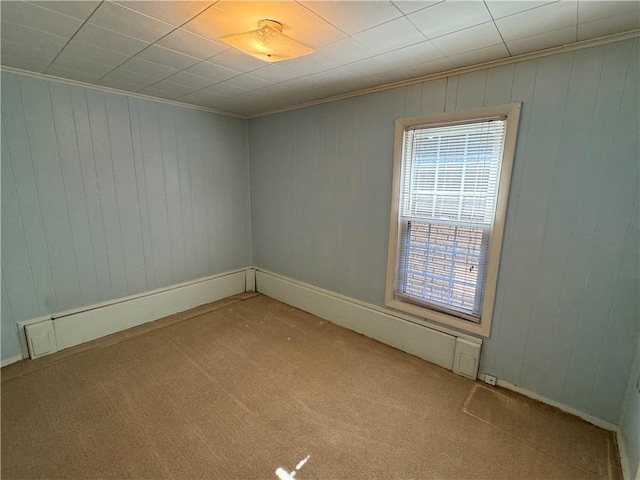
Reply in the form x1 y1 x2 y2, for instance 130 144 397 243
1 71 252 361
620 332 640 479
249 38 639 425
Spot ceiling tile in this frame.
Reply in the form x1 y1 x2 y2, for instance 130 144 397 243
484 1 557 19
224 73 272 90
157 29 227 60
208 48 266 72
391 1 444 15
181 6 255 41
578 13 640 41
141 80 197 98
431 22 504 56
114 1 211 26
214 1 309 24
352 17 427 55
277 76 323 93
299 1 403 35
138 84 183 100
184 61 241 82
55 40 130 68
578 1 639 23
365 64 425 86
88 2 175 43
119 58 179 79
277 55 335 75
506 25 576 55
409 56 456 76
1 1 83 37
135 45 201 70
73 23 149 57
408 1 493 39
200 82 246 97
315 37 372 66
46 65 103 84
47 56 115 78
0 55 48 74
285 12 347 49
495 1 578 41
250 64 299 83
1 21 68 53
0 40 57 72
30 1 101 21
177 88 228 106
165 71 216 89
368 41 444 69
254 82 299 96
98 69 158 89
342 55 400 76
97 75 149 92
448 43 510 67
306 67 360 84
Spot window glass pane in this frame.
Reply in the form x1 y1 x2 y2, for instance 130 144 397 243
398 221 487 319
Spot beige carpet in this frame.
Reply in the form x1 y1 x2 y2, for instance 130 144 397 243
1 294 622 479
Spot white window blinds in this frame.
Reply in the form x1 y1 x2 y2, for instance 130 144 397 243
394 119 506 321
399 120 506 226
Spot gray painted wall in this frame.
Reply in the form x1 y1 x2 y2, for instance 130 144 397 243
249 39 639 425
1 71 252 360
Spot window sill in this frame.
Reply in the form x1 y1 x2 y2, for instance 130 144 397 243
385 297 491 338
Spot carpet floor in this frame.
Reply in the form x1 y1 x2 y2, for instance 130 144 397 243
1 294 622 479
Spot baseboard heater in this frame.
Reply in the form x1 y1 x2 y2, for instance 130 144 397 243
254 269 481 379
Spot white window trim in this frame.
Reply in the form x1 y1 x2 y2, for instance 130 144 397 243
385 103 521 338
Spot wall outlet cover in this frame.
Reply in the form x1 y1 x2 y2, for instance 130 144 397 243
484 374 497 386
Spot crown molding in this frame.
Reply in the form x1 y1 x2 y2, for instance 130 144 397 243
0 66 248 119
250 29 640 119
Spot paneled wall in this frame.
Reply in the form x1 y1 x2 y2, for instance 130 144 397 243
249 38 639 424
1 72 252 360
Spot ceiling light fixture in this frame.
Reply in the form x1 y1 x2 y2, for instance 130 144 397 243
220 19 315 63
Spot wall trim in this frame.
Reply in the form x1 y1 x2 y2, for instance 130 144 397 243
255 269 482 372
13 268 251 361
257 268 482 343
1 355 24 368
251 29 640 119
618 428 639 480
477 373 618 432
618 430 630 480
3 31 636 121
0 66 245 119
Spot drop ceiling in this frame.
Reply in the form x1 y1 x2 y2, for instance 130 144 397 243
1 0 638 117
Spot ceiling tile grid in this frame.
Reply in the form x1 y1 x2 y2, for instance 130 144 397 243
0 0 638 117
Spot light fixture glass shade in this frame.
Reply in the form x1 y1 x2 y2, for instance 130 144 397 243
220 19 315 63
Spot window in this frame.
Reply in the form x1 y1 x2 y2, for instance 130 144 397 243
385 104 520 337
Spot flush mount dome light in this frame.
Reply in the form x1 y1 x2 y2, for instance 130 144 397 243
220 19 315 63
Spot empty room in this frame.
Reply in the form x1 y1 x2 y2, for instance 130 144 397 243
1 1 639 479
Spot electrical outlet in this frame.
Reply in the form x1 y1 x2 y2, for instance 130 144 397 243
484 374 497 386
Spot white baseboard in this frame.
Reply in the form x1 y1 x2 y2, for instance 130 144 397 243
618 428 640 480
255 269 481 371
477 373 618 432
15 268 250 360
1 355 24 367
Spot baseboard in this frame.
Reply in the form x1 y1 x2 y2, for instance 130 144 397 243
255 269 482 371
15 268 250 360
1 355 24 367
477 373 618 431
618 428 640 480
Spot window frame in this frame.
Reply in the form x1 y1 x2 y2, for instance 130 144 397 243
385 103 521 337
